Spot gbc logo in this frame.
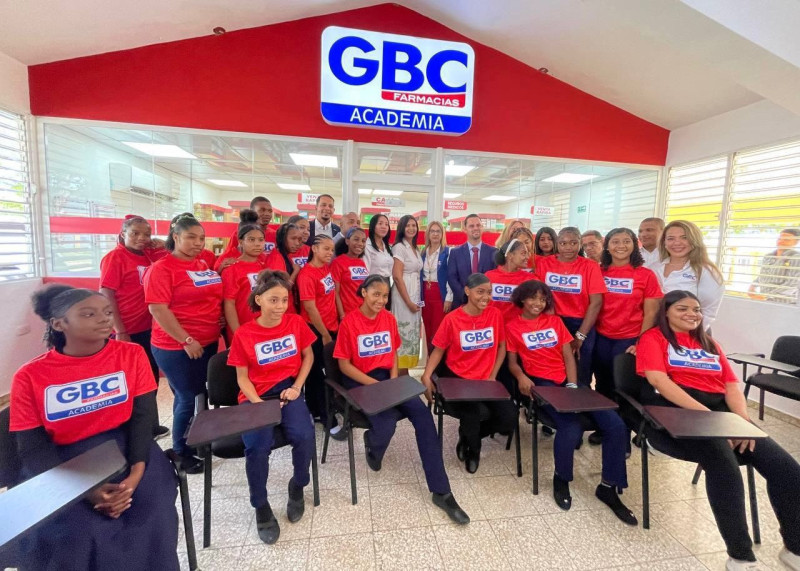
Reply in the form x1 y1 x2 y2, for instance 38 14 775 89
292 256 308 268
546 272 582 294
523 328 558 350
357 332 392 357
186 269 222 287
350 266 369 281
604 277 634 294
321 274 335 294
264 242 276 253
667 345 721 371
44 372 129 422
491 283 516 302
255 335 298 365
460 327 494 351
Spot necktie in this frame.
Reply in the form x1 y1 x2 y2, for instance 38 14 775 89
471 246 479 274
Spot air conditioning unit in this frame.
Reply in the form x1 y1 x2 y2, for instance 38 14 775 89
109 163 177 199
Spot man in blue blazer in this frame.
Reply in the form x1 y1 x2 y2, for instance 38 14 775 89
448 214 498 308
306 194 341 245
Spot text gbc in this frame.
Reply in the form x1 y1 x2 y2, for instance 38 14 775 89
321 27 475 135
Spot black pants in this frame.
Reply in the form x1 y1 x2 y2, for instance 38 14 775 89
308 329 336 423
560 317 596 387
129 329 162 431
646 390 800 561
592 334 637 400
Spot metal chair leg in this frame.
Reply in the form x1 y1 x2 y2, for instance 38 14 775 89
758 389 765 421
321 387 334 464
514 413 522 478
747 464 760 544
203 445 212 548
641 424 650 530
311 429 321 507
177 466 198 571
691 464 703 485
505 433 513 451
437 398 444 447
532 407 539 495
344 405 357 505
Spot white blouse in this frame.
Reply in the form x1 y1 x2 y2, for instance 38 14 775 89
651 259 725 328
364 240 395 278
422 247 454 302
640 247 661 268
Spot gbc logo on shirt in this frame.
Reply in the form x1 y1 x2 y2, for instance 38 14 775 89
491 283 516 302
255 335 298 365
350 266 369 281
667 345 722 371
137 265 148 285
321 274 335 294
186 270 222 287
604 277 634 294
247 272 261 290
265 242 276 253
460 327 494 351
357 332 392 357
292 256 308 268
523 328 558 350
546 272 582 294
44 372 129 422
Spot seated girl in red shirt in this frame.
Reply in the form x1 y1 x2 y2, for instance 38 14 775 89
484 238 536 321
222 210 268 337
637 291 800 569
227 271 316 545
10 285 179 570
331 227 369 319
421 273 517 474
334 275 469 525
505 280 636 525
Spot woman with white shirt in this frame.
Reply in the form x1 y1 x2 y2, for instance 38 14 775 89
420 221 453 355
364 214 394 278
392 215 423 373
650 220 725 329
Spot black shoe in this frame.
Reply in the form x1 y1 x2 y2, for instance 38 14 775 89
553 474 572 511
465 450 480 474
588 431 603 446
255 503 280 544
330 424 349 442
364 431 382 472
541 425 555 437
286 478 305 523
574 437 583 450
179 453 204 475
456 434 467 462
595 483 638 526
432 492 470 525
153 425 170 439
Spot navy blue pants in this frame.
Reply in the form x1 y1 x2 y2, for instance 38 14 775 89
561 317 597 387
532 377 628 487
152 342 218 456
593 334 638 399
241 378 315 509
343 368 450 495
17 429 179 571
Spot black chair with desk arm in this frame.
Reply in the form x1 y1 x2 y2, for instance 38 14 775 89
193 350 321 548
0 406 198 571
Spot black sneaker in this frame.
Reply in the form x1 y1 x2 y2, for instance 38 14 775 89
255 503 280 544
541 425 555 437
286 478 305 523
330 424 349 442
595 483 638 526
432 492 470 525
588 431 603 446
179 453 204 475
553 474 572 511
153 425 170 439
364 431 382 472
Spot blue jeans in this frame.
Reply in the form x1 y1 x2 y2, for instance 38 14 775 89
560 317 597 387
593 334 638 400
342 368 451 495
241 378 315 509
152 343 218 456
531 376 628 488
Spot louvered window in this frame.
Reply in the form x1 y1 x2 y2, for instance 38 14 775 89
0 109 36 280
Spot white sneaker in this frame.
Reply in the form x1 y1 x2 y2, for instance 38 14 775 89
725 557 760 571
780 547 800 571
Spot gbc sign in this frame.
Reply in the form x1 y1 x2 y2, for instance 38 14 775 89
321 26 475 135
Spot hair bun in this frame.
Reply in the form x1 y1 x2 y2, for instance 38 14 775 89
30 284 74 321
239 209 259 224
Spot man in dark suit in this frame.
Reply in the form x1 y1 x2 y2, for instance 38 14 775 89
306 194 340 245
448 213 498 308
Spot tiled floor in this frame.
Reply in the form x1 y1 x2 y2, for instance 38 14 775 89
154 381 800 571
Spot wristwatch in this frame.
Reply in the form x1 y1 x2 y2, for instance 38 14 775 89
574 331 587 342
181 336 195 347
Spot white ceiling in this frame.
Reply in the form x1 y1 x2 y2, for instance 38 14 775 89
2 0 799 129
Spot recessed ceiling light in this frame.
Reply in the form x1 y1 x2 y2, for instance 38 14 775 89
425 164 476 177
290 153 338 168
482 195 516 202
443 193 461 199
208 179 247 187
122 142 197 159
357 188 373 195
542 173 599 184
277 183 311 191
372 189 403 196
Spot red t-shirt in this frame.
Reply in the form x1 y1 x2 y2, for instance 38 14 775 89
505 313 572 383
264 245 310 273
99 244 155 334
636 328 738 394
10 340 156 445
227 314 316 403
144 254 224 349
297 263 339 333
596 264 663 339
331 255 369 316
432 305 505 380
222 259 267 327
484 268 537 321
334 309 400 373
198 248 216 269
216 228 277 271
535 255 607 318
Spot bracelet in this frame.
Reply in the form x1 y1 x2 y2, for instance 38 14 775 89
574 331 587 341
565 382 578 389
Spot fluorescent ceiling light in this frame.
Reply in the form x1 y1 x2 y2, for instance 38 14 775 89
122 142 197 159
357 188 373 195
360 156 391 171
290 153 338 168
542 173 599 184
425 164 476 177
207 179 247 187
443 193 461 199
482 195 516 202
372 189 403 196
277 183 311 191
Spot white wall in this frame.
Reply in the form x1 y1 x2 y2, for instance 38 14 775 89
0 52 45 398
667 99 800 418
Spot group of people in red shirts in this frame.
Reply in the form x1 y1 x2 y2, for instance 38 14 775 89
7 202 800 571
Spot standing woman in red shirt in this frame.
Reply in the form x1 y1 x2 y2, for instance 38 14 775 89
10 285 179 570
484 238 534 321
334 275 469 524
636 291 800 570
331 227 368 319
535 227 607 386
264 221 309 312
421 273 517 473
227 271 316 544
222 209 268 338
535 227 558 257
145 214 223 473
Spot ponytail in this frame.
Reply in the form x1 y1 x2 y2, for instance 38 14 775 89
237 209 263 241
165 213 201 252
31 285 103 351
